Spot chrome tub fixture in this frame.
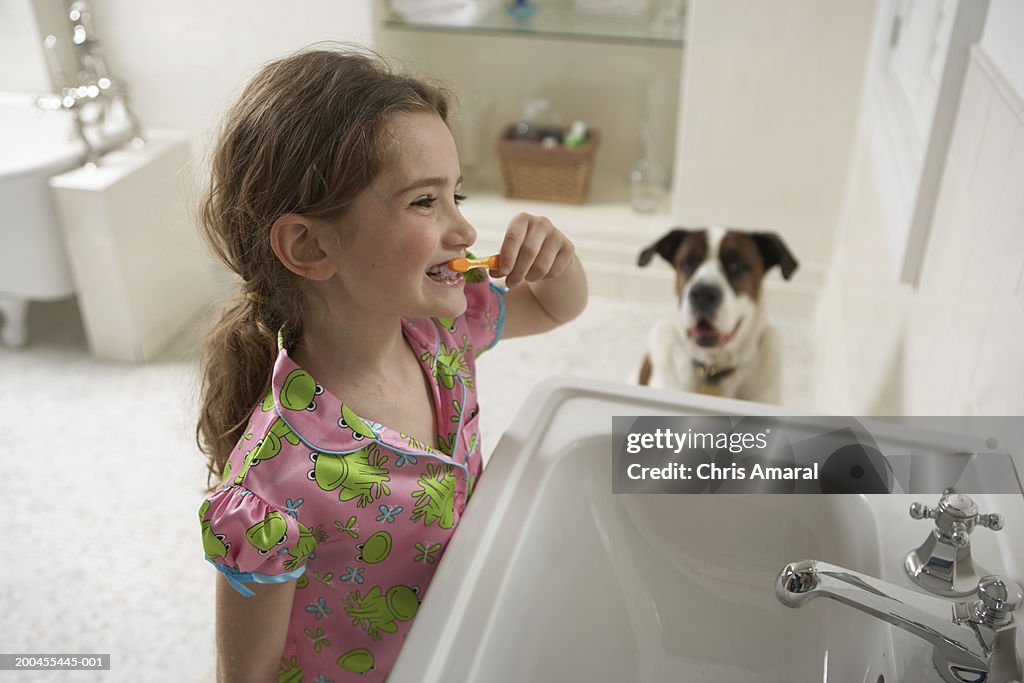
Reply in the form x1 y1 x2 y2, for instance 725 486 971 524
34 0 144 165
906 488 1005 597
776 559 1022 683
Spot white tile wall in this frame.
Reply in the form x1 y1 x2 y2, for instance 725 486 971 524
817 46 1024 421
673 0 875 269
917 48 1024 417
0 1 49 91
946 53 994 188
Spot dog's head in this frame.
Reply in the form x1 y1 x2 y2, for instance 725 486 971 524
638 227 798 351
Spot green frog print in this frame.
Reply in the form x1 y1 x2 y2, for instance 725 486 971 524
410 462 457 529
308 444 391 508
338 403 378 441
337 647 375 674
431 340 473 391
283 522 318 572
198 500 228 560
356 531 392 564
234 371 323 486
343 584 420 641
246 510 288 554
277 656 302 683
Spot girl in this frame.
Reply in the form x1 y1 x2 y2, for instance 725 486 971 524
195 47 587 682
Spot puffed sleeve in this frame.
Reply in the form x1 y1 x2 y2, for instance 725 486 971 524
197 486 316 597
460 273 506 357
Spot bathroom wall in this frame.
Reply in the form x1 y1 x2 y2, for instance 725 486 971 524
814 0 1024 419
980 0 1024 96
28 0 376 159
0 1 50 91
671 0 876 272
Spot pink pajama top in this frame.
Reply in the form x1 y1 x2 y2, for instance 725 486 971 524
198 276 505 682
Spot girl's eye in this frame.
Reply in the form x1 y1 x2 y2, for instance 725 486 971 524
412 193 467 208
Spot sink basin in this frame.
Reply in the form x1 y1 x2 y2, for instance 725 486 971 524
391 378 1024 683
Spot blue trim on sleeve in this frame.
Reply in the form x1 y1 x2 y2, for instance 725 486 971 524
487 281 508 351
205 557 306 597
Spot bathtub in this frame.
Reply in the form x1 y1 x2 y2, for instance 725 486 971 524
0 91 130 346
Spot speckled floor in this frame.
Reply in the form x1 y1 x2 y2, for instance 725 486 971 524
1 294 812 682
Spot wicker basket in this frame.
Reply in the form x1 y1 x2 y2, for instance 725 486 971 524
495 126 600 204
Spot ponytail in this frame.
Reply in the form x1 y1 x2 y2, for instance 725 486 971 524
195 296 277 488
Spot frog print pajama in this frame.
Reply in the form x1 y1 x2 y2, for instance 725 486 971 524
198 276 505 681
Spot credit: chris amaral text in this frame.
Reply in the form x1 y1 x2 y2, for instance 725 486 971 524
625 461 820 481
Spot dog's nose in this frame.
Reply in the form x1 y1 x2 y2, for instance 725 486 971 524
688 283 722 313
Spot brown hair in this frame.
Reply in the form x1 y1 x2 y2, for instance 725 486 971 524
196 46 451 488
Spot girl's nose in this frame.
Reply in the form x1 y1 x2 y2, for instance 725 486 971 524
449 208 476 248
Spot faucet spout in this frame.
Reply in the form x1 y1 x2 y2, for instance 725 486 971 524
775 559 1022 683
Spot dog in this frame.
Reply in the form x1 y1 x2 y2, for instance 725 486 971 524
635 227 798 403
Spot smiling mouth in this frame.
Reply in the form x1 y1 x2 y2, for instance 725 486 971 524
689 317 742 348
425 262 462 285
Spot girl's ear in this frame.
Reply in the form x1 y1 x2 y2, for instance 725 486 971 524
270 214 335 281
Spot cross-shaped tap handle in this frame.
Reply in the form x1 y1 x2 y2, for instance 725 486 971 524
909 488 1004 545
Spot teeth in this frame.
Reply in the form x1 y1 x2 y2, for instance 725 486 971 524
426 264 461 283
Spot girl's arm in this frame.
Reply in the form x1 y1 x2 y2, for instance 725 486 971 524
494 213 588 339
215 575 296 682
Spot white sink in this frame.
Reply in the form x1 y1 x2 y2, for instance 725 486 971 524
391 378 1024 683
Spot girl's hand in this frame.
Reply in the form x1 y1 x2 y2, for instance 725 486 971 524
495 213 576 288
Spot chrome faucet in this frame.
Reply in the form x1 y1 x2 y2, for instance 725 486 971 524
776 559 1022 683
34 0 144 165
906 488 1005 597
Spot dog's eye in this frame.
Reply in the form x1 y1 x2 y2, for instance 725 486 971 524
678 258 698 273
723 259 748 274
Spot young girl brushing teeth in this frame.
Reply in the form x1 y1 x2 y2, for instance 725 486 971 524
195 47 586 682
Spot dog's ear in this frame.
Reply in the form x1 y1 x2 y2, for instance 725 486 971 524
638 229 690 267
752 232 799 280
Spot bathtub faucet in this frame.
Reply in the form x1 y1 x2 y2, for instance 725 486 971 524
775 559 1022 683
34 0 144 165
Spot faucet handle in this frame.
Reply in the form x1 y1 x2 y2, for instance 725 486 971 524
908 488 1004 537
973 576 1023 628
909 501 939 520
949 521 971 548
978 512 1005 531
906 489 1008 597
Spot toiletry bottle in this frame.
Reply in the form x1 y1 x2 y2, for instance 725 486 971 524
630 123 667 213
507 0 537 20
513 98 551 142
564 120 587 148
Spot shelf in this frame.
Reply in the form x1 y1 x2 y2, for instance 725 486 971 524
458 190 674 302
384 4 684 48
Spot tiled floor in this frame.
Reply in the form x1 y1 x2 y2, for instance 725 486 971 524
1 294 812 682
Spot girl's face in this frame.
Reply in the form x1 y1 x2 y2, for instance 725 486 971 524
322 110 476 321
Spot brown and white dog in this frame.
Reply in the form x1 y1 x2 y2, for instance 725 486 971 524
635 227 798 403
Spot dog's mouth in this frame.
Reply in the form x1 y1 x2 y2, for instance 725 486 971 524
689 317 742 348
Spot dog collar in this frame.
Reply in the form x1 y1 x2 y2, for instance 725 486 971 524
692 359 736 386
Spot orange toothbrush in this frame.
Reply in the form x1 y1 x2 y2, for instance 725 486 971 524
448 254 500 273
